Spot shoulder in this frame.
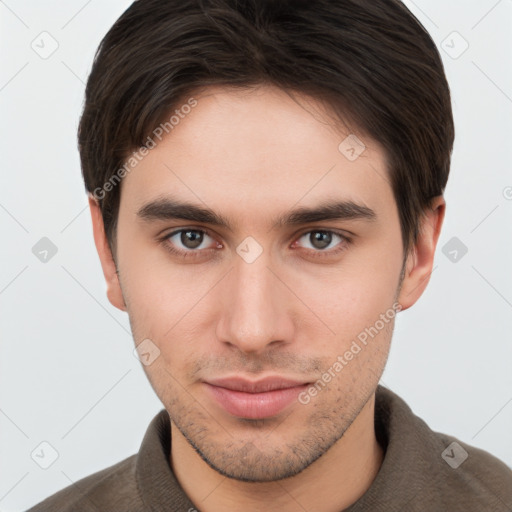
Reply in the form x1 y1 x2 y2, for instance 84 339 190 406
430 431 512 511
373 386 512 511
26 454 143 512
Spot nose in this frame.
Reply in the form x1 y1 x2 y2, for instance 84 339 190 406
215 253 295 355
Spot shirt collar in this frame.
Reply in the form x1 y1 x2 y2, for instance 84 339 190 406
135 385 437 511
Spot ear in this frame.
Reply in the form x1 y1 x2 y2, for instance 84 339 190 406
397 196 445 311
88 195 127 312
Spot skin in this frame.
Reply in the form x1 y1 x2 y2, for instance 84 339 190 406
89 84 445 511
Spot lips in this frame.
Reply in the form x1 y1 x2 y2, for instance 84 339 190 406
203 376 310 419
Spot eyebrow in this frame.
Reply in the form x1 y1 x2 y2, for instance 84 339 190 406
136 196 377 231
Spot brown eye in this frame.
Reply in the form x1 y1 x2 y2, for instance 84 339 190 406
180 230 204 249
309 231 332 250
296 230 345 252
165 229 215 252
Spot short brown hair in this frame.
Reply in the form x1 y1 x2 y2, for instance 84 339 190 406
78 0 454 257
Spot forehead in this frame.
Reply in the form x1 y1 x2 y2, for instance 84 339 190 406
119 85 395 226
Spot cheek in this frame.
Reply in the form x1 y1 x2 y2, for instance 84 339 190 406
117 242 220 362
287 250 401 349
117 230 198 311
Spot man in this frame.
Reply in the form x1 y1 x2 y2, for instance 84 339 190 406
28 0 512 510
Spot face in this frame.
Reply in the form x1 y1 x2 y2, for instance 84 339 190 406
98 85 414 481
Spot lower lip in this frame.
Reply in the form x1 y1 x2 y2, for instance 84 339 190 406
204 383 309 419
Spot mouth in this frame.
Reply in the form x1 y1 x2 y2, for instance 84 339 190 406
203 376 311 420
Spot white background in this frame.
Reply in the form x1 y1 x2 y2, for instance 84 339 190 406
1 0 511 510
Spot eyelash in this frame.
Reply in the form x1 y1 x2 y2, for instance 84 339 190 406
158 228 352 261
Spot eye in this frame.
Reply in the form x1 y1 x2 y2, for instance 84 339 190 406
292 230 349 254
162 228 221 256
159 227 350 261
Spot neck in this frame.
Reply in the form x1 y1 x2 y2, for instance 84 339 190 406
170 393 383 512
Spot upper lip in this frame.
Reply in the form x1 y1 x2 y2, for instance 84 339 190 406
205 376 309 393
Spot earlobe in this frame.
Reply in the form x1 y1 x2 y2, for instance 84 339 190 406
88 195 127 312
397 196 445 311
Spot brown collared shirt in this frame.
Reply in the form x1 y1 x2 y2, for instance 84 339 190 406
27 386 512 511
